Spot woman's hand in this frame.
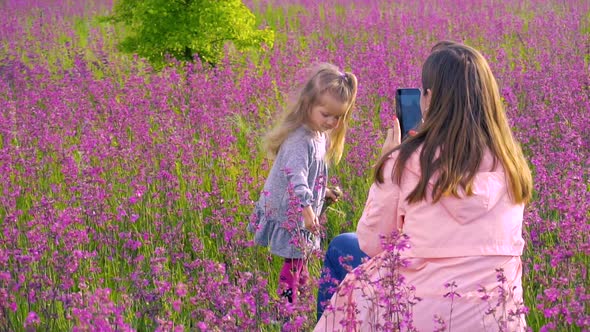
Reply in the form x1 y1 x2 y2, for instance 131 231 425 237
302 205 319 233
381 117 402 157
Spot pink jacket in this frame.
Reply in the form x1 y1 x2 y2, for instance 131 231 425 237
356 148 525 259
315 148 527 331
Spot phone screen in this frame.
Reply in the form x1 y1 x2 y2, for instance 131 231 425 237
395 88 422 138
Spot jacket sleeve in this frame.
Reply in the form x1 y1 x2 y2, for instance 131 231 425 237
356 156 404 257
283 138 314 207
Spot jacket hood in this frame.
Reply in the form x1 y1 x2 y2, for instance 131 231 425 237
404 149 507 225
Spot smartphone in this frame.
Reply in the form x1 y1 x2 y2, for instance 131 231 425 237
395 88 422 139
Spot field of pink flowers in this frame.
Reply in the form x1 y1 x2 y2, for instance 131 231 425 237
0 0 588 331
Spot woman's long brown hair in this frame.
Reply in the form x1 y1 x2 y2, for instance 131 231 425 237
375 42 532 204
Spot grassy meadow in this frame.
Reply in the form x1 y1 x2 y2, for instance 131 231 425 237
0 0 588 331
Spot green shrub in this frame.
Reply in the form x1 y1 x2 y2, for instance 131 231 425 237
103 0 274 67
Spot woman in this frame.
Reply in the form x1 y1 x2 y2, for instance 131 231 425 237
315 41 533 331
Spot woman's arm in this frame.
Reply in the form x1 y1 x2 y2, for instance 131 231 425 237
356 156 404 257
356 120 403 257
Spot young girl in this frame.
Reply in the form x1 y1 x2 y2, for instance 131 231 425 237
248 63 358 304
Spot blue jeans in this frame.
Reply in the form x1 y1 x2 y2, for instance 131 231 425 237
316 232 369 320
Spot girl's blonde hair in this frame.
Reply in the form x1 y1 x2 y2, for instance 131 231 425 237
376 41 533 204
264 63 358 165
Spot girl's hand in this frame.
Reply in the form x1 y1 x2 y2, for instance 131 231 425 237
325 186 342 202
302 205 319 233
381 116 402 157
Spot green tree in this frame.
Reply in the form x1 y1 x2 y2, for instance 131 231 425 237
104 0 274 67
